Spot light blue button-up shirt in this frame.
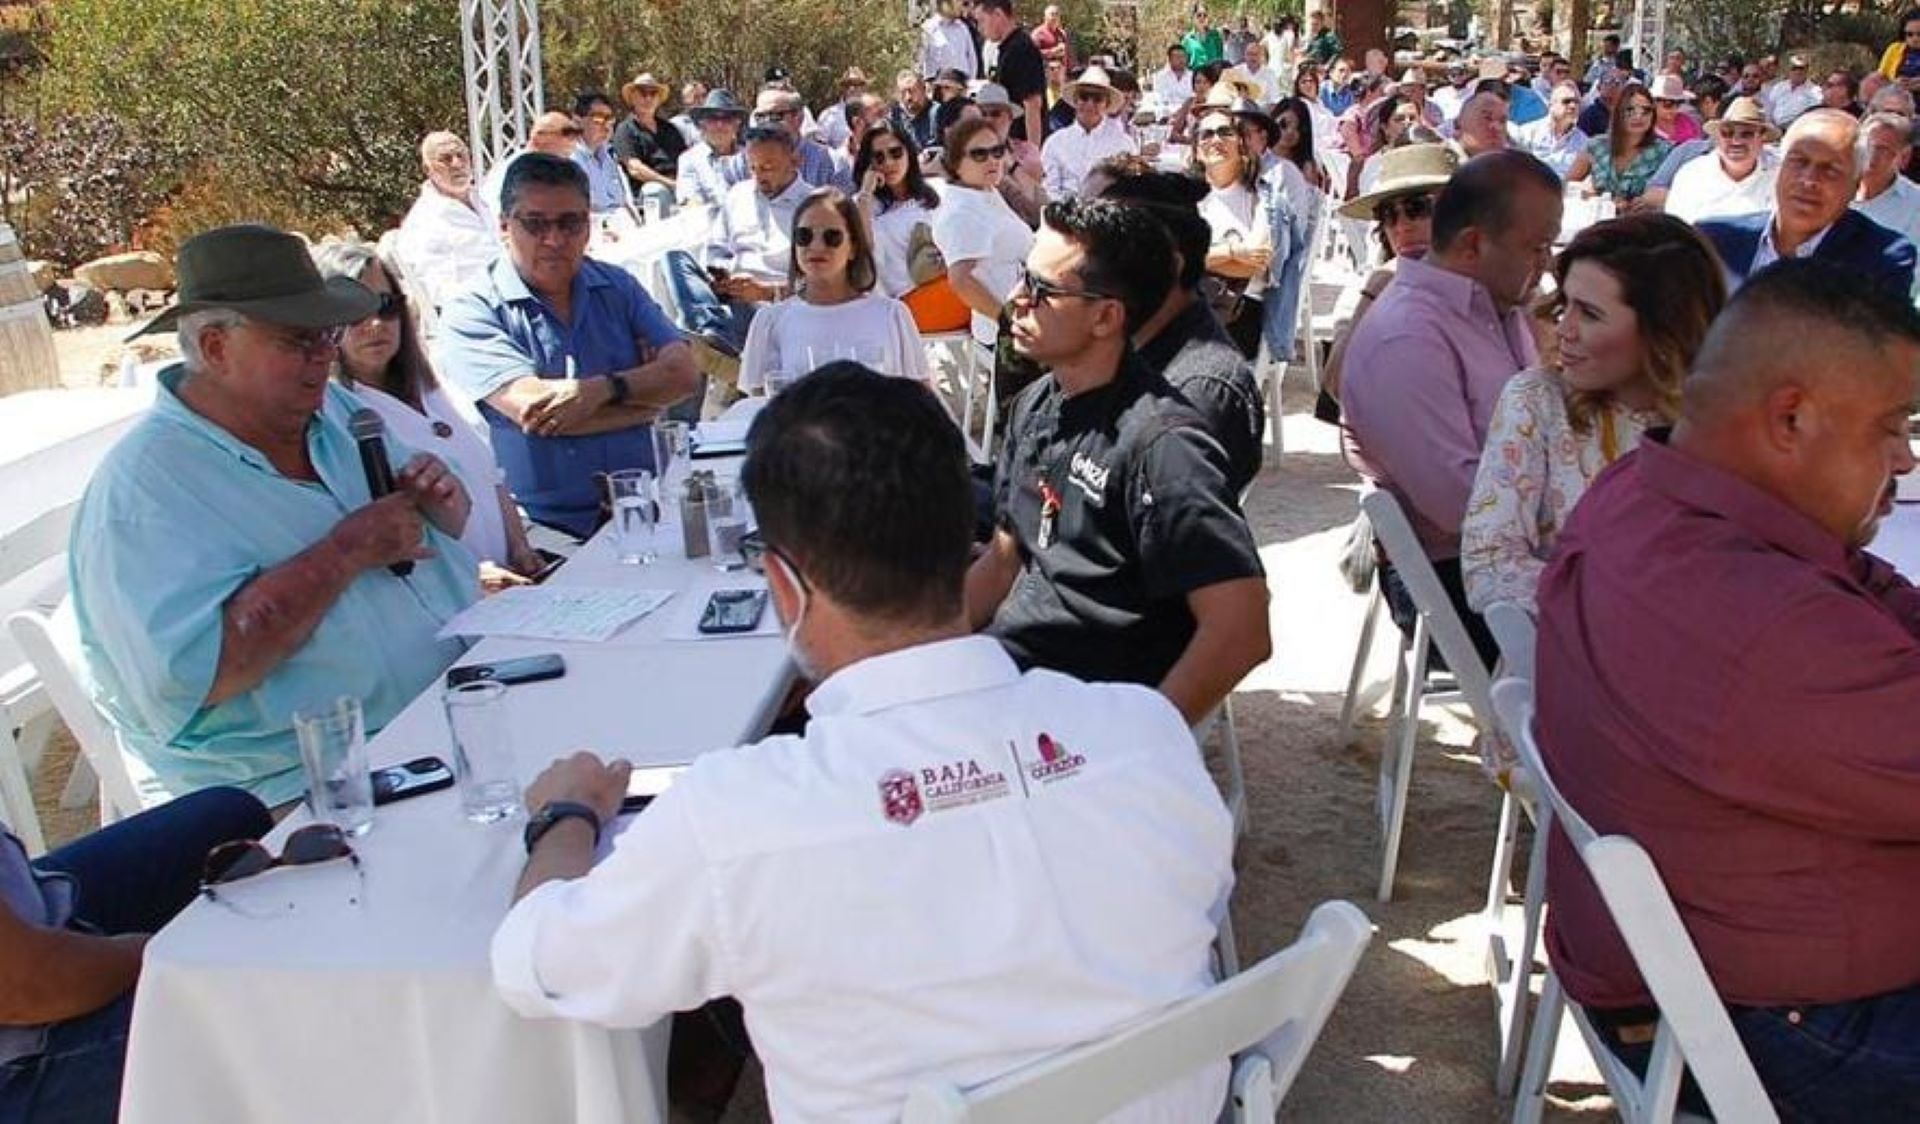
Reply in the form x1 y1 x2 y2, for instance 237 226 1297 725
434 255 682 536
70 370 478 807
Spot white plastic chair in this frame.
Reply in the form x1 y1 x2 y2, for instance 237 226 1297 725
0 498 84 854
1492 679 1778 1124
1356 489 1496 902
8 601 163 825
899 900 1373 1124
923 329 991 464
1485 600 1538 685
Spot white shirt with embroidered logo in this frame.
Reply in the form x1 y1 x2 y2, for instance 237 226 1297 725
492 635 1233 1124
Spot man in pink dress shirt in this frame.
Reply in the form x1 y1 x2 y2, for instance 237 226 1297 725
1538 259 1920 1120
1342 150 1562 664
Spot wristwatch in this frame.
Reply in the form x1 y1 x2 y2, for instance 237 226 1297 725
605 372 630 405
523 800 602 854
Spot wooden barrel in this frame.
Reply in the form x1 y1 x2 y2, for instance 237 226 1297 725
0 224 60 396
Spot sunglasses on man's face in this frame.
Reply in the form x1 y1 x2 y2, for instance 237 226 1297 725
1014 263 1115 306
512 212 592 239
1074 90 1108 103
1373 193 1434 225
965 142 1009 162
793 225 847 248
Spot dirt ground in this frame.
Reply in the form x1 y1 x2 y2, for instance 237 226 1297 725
30 336 1616 1121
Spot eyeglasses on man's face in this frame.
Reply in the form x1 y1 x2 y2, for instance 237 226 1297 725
511 212 592 239
1014 264 1116 306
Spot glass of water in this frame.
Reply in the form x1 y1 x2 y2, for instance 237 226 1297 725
652 421 691 491
293 696 375 837
706 477 751 570
606 469 661 564
442 680 523 824
764 368 795 396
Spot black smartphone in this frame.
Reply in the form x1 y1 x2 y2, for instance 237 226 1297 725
371 756 454 805
528 549 567 585
446 652 567 688
706 264 731 282
697 589 768 634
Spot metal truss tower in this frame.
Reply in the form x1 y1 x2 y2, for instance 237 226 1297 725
460 0 545 178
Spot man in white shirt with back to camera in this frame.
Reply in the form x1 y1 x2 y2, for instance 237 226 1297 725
492 366 1235 1123
1042 66 1138 199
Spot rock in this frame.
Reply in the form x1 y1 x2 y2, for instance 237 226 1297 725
56 280 106 326
104 291 130 324
73 250 172 293
26 260 56 293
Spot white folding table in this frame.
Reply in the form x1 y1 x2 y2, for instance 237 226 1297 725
118 455 792 1124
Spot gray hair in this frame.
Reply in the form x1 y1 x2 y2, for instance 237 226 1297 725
1863 110 1916 152
177 308 247 373
498 151 590 218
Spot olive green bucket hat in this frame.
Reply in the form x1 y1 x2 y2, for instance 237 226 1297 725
128 224 378 339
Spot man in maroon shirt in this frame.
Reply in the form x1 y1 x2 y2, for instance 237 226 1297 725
1537 258 1920 1120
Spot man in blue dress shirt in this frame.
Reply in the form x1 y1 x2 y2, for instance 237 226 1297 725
436 153 701 537
72 225 480 808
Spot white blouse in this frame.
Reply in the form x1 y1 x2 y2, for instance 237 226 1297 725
930 183 1034 346
1460 368 1662 613
737 293 931 394
870 198 935 299
1199 181 1273 299
346 381 512 566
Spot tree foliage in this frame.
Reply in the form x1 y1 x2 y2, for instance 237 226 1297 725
0 110 182 265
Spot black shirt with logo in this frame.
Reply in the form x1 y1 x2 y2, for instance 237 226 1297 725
992 26 1049 142
1135 298 1265 496
988 353 1265 687
612 115 688 189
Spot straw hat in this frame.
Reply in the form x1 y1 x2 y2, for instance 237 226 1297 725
1648 73 1693 102
1337 143 1459 219
1705 96 1780 141
1066 66 1121 110
1211 67 1265 103
620 72 668 102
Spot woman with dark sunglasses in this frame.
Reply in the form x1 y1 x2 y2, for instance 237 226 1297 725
737 188 930 395
1320 143 1457 416
1192 105 1272 357
312 241 544 590
853 121 941 298
931 117 1035 350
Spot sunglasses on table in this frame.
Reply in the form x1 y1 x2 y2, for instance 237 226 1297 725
793 225 848 248
201 824 362 914
1014 264 1116 305
1373 194 1434 225
1195 125 1239 141
965 142 1009 162
511 212 593 238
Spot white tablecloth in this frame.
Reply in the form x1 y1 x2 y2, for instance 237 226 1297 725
119 466 792 1124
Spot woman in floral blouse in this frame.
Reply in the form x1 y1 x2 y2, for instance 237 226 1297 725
1567 82 1673 207
1461 214 1727 615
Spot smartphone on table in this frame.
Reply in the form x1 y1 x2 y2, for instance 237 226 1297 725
620 764 687 815
697 589 768 634
446 653 567 688
371 756 454 805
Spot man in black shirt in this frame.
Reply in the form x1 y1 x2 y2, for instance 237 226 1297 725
613 72 688 215
976 0 1049 144
1092 160 1264 494
965 199 1270 723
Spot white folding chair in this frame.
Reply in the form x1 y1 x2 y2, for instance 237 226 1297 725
8 601 163 825
0 499 85 855
923 329 992 464
1357 489 1496 902
1492 680 1778 1124
1485 600 1538 685
900 900 1373 1124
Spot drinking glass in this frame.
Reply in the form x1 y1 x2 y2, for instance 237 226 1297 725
652 421 691 492
706 477 751 570
764 368 795 396
606 469 661 564
442 681 523 824
293 697 375 837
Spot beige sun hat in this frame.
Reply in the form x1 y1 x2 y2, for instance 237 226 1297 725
1066 65 1121 110
621 72 668 102
1706 96 1781 141
1336 143 1460 219
1647 73 1693 102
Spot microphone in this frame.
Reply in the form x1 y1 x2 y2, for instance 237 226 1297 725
348 408 413 578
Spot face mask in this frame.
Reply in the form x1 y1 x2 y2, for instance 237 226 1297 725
770 551 820 681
